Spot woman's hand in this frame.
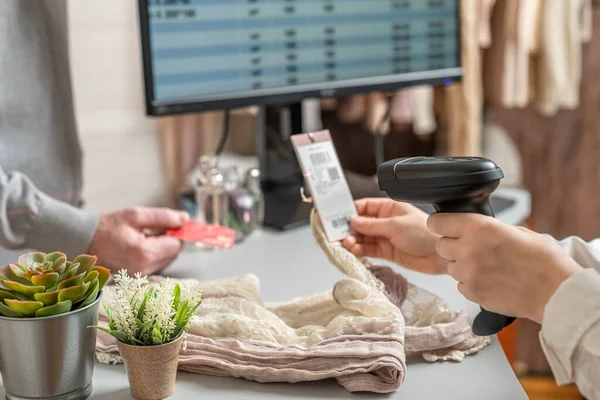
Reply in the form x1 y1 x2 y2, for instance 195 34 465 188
343 198 444 274
428 213 583 323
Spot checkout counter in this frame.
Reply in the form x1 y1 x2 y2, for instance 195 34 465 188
50 186 530 400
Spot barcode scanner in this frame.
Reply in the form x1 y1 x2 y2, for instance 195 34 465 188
377 156 516 336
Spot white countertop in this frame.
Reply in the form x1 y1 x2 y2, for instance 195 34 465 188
0 187 531 400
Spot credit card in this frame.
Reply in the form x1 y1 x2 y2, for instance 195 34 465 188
166 222 236 249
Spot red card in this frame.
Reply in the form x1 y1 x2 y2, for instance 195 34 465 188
166 222 235 249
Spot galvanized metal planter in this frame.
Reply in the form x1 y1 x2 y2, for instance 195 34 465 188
0 293 101 400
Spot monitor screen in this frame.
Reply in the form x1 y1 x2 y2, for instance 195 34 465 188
139 0 461 116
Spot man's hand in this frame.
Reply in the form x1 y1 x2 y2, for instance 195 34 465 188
343 198 444 274
428 213 583 323
88 207 189 276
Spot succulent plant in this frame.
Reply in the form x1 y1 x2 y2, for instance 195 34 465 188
0 252 110 318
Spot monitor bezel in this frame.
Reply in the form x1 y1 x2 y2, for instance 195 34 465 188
138 0 462 117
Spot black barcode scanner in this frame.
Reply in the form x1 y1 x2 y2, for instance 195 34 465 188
377 156 516 336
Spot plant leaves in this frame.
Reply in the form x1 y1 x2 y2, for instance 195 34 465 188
6 265 29 286
4 299 44 317
3 280 45 296
57 272 86 290
52 262 67 276
45 252 66 263
172 284 181 310
26 252 46 266
9 263 26 275
30 272 59 289
108 330 129 344
88 325 111 334
57 282 90 303
130 337 145 346
34 290 61 306
83 270 99 284
23 270 41 282
0 301 23 317
72 255 97 275
152 322 164 345
92 266 111 289
0 302 24 318
35 300 72 317
76 280 99 309
62 263 80 281
0 290 16 301
136 288 152 321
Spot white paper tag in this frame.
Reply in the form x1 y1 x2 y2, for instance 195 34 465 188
292 131 357 242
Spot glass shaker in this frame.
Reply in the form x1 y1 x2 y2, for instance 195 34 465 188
195 162 229 228
244 168 265 229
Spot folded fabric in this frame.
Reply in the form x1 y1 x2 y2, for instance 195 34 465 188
95 209 490 393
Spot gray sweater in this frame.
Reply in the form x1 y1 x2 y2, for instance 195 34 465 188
0 0 99 264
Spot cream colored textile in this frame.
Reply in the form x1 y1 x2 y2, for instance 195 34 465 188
95 209 490 393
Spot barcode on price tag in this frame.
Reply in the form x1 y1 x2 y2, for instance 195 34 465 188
310 152 331 166
291 130 357 242
327 167 340 181
331 215 350 228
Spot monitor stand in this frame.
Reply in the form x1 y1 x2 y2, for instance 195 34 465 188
258 102 313 231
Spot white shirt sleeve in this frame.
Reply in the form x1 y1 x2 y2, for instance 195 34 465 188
539 236 600 400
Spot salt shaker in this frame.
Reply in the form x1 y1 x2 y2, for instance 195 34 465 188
195 166 229 227
244 168 264 228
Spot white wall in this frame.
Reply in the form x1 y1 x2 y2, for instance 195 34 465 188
68 0 170 212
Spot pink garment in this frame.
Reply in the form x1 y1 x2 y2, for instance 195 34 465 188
95 210 490 393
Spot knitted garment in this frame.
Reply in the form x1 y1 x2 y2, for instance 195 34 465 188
95 209 490 393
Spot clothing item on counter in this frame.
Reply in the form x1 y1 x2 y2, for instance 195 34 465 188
0 0 99 264
95 209 490 393
540 236 600 400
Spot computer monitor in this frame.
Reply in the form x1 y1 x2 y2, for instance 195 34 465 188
138 0 461 116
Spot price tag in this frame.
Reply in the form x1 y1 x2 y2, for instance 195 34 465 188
291 130 357 242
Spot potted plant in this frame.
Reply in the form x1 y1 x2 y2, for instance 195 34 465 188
91 271 202 400
0 251 110 400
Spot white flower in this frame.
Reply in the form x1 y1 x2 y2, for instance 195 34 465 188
105 271 202 345
143 283 176 341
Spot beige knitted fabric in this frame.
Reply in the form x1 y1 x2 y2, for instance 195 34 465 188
95 209 490 392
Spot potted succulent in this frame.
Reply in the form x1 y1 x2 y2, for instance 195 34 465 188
92 271 202 400
0 251 109 400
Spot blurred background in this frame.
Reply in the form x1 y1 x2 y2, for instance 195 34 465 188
68 1 598 398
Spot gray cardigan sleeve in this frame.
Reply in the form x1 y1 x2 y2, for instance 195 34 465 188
0 165 100 259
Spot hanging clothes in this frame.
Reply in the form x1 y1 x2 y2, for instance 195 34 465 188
536 0 593 115
444 0 483 156
483 0 541 109
389 90 413 126
479 0 497 49
408 86 437 138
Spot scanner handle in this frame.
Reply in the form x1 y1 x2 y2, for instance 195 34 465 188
432 198 516 336
432 198 495 217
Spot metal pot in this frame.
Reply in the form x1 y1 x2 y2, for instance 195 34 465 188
0 293 102 400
